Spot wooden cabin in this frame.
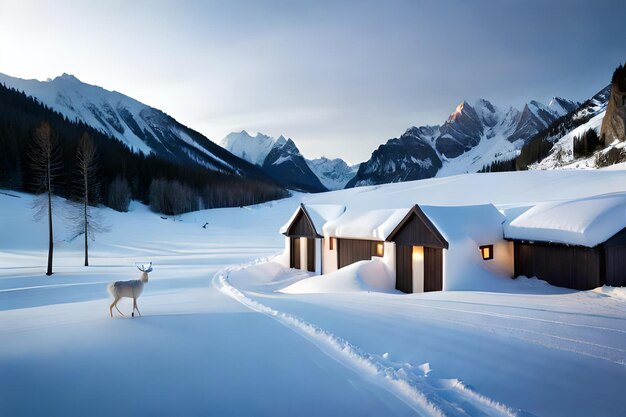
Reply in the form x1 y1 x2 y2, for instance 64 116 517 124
505 194 626 290
386 204 510 293
386 206 448 293
280 194 626 293
281 204 346 275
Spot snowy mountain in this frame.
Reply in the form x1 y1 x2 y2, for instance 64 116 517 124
347 97 578 187
221 131 328 192
0 72 265 178
530 85 623 170
305 157 360 190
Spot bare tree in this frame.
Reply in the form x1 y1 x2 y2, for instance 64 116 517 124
74 132 104 266
29 121 62 276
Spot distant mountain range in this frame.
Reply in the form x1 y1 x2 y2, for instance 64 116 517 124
0 72 265 179
221 131 358 191
347 97 579 187
4 70 622 196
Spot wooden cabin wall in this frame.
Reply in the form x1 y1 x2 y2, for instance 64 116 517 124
604 228 626 287
288 211 317 238
337 239 378 269
514 242 603 290
391 212 447 248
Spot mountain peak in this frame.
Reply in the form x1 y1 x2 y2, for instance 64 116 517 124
54 73 80 82
450 101 471 120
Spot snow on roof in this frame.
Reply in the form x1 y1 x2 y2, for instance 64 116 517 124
321 203 504 244
324 208 408 241
504 193 626 247
279 204 345 235
420 204 505 245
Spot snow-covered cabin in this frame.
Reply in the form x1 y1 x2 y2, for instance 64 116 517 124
280 204 345 275
505 193 626 289
386 204 511 292
281 203 512 292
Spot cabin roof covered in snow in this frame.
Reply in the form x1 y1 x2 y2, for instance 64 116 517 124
321 203 505 245
419 204 505 245
504 193 626 247
280 204 346 235
323 208 409 241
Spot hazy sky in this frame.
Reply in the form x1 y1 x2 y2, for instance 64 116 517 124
1 0 624 163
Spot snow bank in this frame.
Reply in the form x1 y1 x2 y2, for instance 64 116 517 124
281 258 396 294
505 192 626 247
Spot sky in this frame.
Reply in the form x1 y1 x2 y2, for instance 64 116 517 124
0 0 625 163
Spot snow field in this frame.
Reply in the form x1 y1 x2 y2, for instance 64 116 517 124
2 168 626 416
221 262 522 417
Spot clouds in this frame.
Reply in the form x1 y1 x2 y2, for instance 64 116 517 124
0 0 624 162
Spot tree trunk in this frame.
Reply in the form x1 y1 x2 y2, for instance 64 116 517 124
84 180 89 266
46 187 53 276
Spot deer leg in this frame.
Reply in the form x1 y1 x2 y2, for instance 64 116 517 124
132 298 136 317
113 299 125 317
109 297 120 318
134 300 142 317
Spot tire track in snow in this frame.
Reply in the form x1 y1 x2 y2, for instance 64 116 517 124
215 263 526 417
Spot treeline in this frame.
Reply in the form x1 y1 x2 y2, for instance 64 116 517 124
0 83 288 214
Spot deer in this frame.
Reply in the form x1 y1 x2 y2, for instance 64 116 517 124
108 263 152 318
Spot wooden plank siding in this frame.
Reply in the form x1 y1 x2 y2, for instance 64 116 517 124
386 207 448 249
604 228 626 287
286 209 318 238
337 238 379 269
513 242 604 290
395 245 412 293
424 247 443 291
290 238 300 269
307 238 315 272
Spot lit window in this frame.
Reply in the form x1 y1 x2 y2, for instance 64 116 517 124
479 245 493 260
329 237 335 250
412 246 424 261
376 242 384 256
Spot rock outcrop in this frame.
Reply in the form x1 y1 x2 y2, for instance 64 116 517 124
600 64 626 145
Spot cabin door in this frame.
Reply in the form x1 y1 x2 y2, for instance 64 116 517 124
395 245 412 293
291 238 301 269
424 247 443 291
307 238 315 272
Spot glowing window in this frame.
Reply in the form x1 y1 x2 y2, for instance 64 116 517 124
376 242 384 257
412 246 424 261
479 245 493 260
329 237 336 250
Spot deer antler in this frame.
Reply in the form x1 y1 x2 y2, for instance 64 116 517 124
136 262 153 273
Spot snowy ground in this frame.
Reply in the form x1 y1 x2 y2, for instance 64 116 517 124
1 170 626 416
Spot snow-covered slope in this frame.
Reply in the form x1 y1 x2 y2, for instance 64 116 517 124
531 86 617 170
221 131 335 192
3 167 626 417
0 72 263 176
348 97 577 187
